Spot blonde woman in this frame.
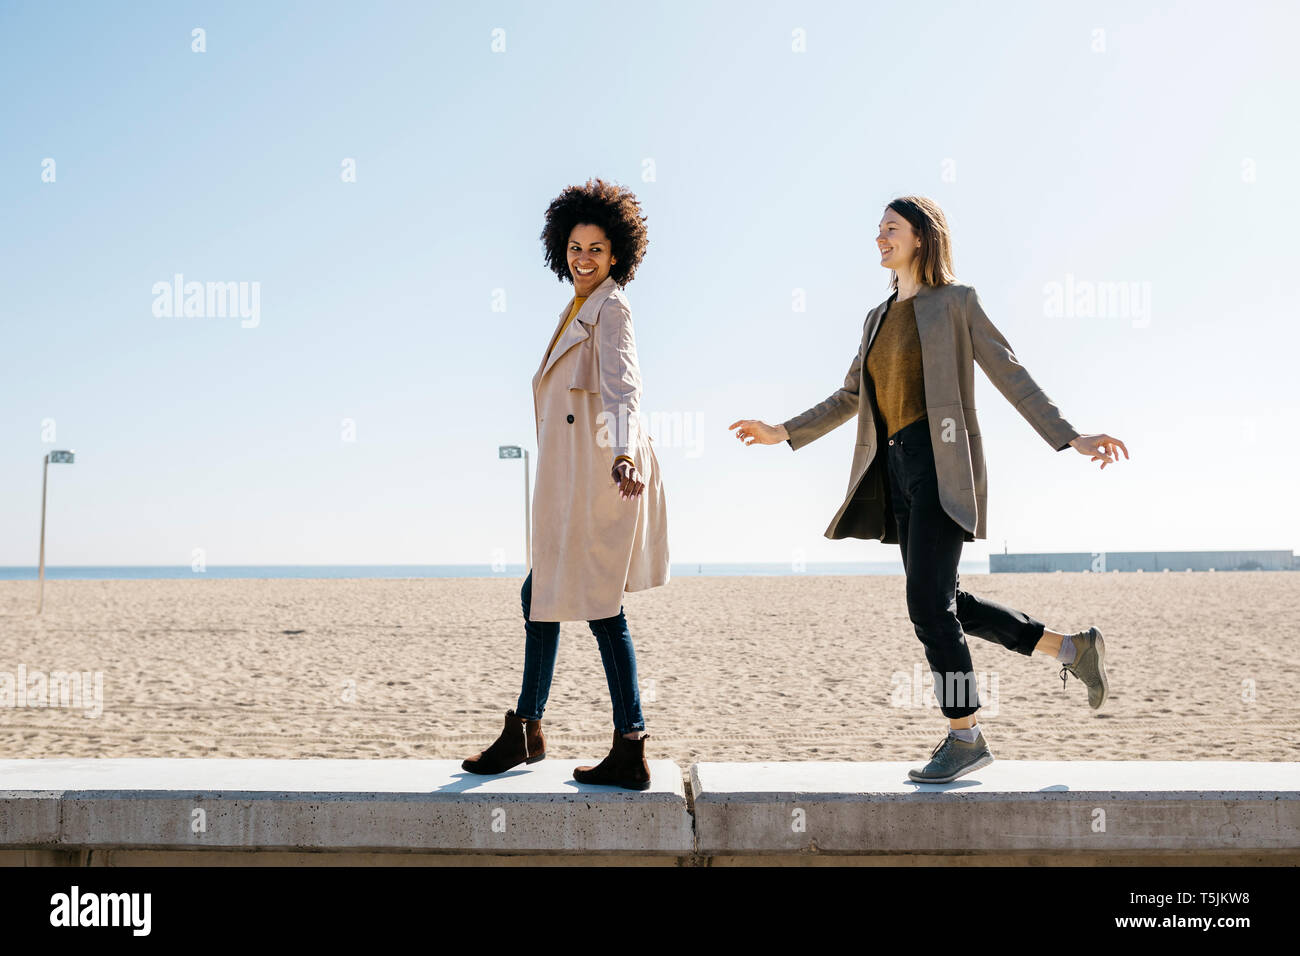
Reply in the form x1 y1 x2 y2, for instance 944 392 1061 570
731 196 1127 783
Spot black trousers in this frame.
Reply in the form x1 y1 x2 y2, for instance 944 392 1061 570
885 416 1047 718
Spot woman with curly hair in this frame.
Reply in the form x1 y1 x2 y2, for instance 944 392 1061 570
462 177 669 791
730 196 1127 783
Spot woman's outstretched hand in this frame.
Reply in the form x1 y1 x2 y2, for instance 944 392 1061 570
612 460 645 500
1068 433 1129 469
729 419 788 446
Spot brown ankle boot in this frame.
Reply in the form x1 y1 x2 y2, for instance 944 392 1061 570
572 730 651 791
461 709 546 774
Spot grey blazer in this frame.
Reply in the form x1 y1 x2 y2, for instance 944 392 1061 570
781 281 1078 543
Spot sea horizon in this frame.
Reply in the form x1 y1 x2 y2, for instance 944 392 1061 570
0 561 992 581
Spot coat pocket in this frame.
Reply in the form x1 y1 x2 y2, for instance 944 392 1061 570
969 432 985 492
931 403 975 491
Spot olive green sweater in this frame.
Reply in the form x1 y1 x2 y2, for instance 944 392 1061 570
866 295 927 439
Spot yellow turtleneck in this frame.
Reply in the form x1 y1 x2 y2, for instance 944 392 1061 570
545 296 587 363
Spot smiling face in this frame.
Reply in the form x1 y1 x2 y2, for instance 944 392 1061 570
567 223 618 297
877 207 921 280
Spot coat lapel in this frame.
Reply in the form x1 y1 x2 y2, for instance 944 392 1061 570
535 274 619 386
908 282 944 395
862 289 898 357
909 281 939 347
864 283 942 359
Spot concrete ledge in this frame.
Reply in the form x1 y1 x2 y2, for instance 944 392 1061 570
3 759 1296 863
7 848 1296 866
0 758 692 854
692 761 1300 857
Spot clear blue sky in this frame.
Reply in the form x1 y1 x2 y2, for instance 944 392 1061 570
2 0 1297 566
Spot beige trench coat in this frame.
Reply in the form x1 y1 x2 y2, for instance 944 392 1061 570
528 274 670 621
781 281 1079 544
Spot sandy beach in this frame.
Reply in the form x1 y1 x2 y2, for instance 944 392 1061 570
1 572 1296 770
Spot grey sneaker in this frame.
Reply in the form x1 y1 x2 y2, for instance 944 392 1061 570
1059 626 1108 709
907 730 995 783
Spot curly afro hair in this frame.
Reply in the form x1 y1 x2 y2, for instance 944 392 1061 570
539 177 648 285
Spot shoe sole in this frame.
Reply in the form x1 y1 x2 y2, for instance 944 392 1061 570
572 776 653 791
907 751 995 784
461 752 546 774
1090 627 1108 709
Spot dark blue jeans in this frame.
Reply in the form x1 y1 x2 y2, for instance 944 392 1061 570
886 416 1046 718
515 570 645 734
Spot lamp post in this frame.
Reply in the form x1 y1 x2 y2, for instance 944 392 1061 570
498 445 530 573
38 449 76 614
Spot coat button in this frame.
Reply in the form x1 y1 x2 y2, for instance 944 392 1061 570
888 438 895 445
566 414 575 424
